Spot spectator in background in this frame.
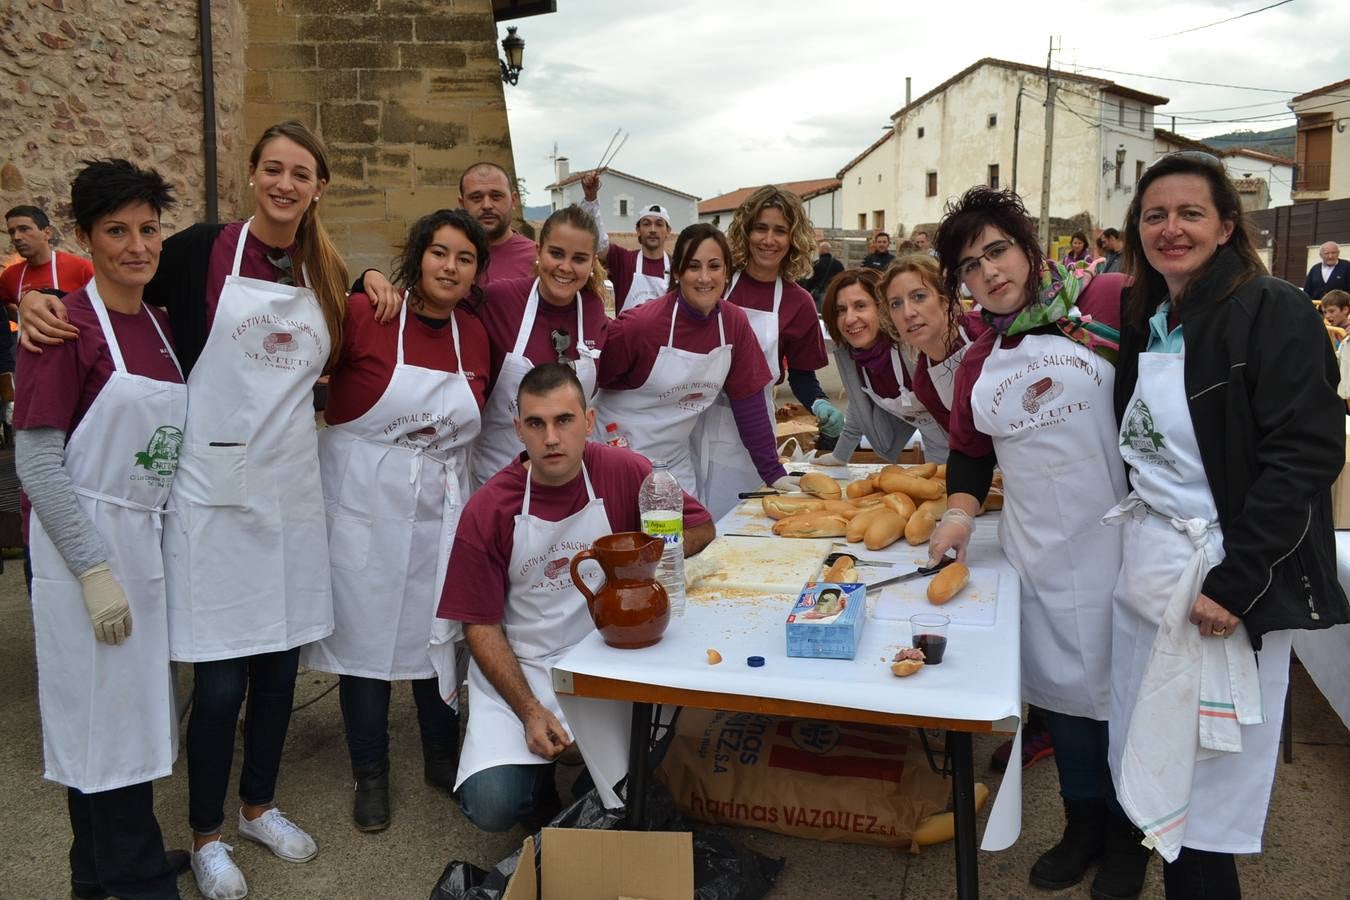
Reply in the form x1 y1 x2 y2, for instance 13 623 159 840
803 240 844 310
861 230 895 270
913 228 939 257
578 172 674 313
1100 228 1124 273
1061 230 1093 266
1304 241 1350 300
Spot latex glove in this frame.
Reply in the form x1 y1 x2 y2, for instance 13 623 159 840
19 289 77 353
811 399 844 438
813 452 848 467
360 269 403 324
78 562 133 645
927 509 974 565
772 475 800 493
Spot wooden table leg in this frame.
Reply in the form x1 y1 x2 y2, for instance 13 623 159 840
950 731 980 899
625 701 654 829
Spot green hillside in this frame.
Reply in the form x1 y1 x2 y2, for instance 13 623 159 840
1201 125 1296 159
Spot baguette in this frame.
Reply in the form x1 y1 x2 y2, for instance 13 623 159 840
880 469 945 500
846 506 891 543
864 509 904 550
844 476 877 499
850 492 888 509
762 495 824 519
927 562 970 604
914 784 990 846
800 472 843 500
934 464 947 479
905 508 938 545
821 499 859 519
772 512 849 537
980 489 1004 513
823 554 858 582
882 492 916 519
918 496 947 518
903 463 938 479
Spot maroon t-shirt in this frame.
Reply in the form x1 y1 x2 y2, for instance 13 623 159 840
477 277 610 384
725 271 828 378
323 294 491 425
606 245 668 313
202 221 299 332
482 231 538 287
596 292 771 401
948 274 1125 458
438 442 712 624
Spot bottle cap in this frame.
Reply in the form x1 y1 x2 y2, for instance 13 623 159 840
746 655 765 667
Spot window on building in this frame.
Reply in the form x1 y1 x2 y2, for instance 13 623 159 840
873 210 886 231
988 164 1000 190
1135 160 1145 184
1296 120 1333 191
1118 101 1126 127
877 173 883 181
917 126 925 139
858 176 862 184
987 114 998 128
858 213 867 229
926 171 938 197
1115 156 1124 189
619 199 629 217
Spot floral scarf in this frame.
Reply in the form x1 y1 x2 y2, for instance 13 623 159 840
982 259 1120 363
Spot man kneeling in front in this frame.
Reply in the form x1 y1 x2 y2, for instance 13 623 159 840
439 362 715 831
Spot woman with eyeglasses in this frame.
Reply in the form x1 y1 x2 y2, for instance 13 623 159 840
469 204 609 487
301 209 492 833
1108 153 1346 899
928 187 1145 899
19 121 391 900
592 223 783 494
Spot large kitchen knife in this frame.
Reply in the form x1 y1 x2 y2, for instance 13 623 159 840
865 555 956 592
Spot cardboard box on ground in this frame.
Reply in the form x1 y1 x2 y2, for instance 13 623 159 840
659 710 950 851
1333 417 1350 529
503 829 693 900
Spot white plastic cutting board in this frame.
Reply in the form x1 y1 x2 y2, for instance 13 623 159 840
871 565 1002 626
687 535 834 594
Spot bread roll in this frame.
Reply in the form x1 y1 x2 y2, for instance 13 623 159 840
918 496 948 518
882 491 916 519
934 464 947 480
800 472 843 500
850 492 888 509
772 512 849 537
890 658 924 677
821 499 859 518
762 496 824 519
903 463 938 479
881 470 945 500
905 508 938 544
927 561 970 604
846 506 890 543
864 509 904 550
980 489 1004 513
845 476 877 499
824 554 858 582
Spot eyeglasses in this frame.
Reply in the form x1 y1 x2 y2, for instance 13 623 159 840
955 239 1015 281
1148 150 1224 171
265 250 294 286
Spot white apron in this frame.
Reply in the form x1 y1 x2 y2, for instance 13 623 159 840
471 279 598 488
621 253 669 311
455 464 611 788
924 324 973 413
692 271 781 520
30 283 186 792
303 303 481 680
164 218 333 662
1107 350 1291 854
969 330 1125 719
859 346 951 463
15 250 61 296
593 300 732 490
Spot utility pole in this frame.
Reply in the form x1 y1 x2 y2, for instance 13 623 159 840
1039 35 1057 250
1012 80 1023 194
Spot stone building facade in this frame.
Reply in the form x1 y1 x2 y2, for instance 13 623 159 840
1 0 522 275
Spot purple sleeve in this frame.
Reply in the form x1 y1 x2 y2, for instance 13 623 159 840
729 393 787 485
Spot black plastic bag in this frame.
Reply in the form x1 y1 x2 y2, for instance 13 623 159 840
429 781 783 900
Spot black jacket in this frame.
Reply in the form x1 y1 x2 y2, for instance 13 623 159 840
1303 258 1350 300
1114 248 1350 645
143 223 229 376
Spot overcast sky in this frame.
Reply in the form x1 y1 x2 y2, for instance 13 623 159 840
497 0 1346 205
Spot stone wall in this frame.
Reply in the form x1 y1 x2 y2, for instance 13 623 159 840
243 0 517 276
0 0 248 238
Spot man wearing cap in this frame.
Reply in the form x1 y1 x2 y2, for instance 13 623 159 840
579 173 672 313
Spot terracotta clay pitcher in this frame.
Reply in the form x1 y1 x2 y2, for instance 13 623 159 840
569 531 670 649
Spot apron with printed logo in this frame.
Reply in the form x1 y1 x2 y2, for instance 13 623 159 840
859 346 951 463
692 271 781 520
471 279 598 488
455 464 611 787
1107 350 1291 853
593 300 732 491
164 218 333 661
969 330 1125 719
30 282 186 791
304 302 482 680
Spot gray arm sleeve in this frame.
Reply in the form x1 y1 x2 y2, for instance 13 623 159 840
15 428 108 577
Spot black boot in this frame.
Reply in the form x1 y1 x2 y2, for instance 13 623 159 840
1162 848 1241 900
1030 798 1107 890
352 758 390 832
423 742 459 795
1092 814 1152 899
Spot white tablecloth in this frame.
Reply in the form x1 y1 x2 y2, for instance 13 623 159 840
554 514 1025 851
1292 534 1350 728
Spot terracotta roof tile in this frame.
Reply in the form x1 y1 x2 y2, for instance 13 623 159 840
697 178 841 215
546 166 699 200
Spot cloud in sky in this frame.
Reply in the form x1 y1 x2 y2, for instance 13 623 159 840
497 0 1348 205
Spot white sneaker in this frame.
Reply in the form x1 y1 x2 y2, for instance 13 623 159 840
238 808 318 862
191 841 248 900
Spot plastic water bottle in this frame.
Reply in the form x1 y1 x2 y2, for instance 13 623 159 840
638 462 686 617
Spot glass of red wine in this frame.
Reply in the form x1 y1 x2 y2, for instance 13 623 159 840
909 613 950 665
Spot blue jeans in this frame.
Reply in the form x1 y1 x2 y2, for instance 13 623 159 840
1044 710 1123 817
186 648 301 834
68 782 179 900
338 674 458 768
457 763 563 832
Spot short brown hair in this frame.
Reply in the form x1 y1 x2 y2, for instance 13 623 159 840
877 254 964 358
821 267 884 345
1322 289 1350 310
669 223 732 291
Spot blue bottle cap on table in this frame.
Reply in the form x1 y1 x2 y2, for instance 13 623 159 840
747 655 765 667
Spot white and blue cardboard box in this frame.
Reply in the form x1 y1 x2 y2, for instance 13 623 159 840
785 582 868 659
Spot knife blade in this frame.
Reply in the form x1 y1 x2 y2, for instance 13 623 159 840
865 555 956 592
